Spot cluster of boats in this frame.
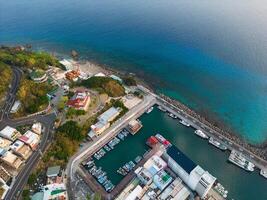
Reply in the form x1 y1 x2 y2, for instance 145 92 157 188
94 129 130 160
117 129 130 140
214 183 228 198
228 150 255 172
83 160 115 192
117 156 143 176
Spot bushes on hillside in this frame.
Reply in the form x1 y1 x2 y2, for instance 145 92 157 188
81 76 125 97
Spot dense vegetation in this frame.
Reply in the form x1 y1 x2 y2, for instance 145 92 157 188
122 76 137 86
0 46 64 70
0 62 12 101
16 78 53 114
66 107 86 118
81 76 125 97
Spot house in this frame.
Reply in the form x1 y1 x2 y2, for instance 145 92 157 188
0 137 12 150
19 130 40 150
0 166 12 184
88 107 121 137
10 101 21 113
65 70 80 81
0 126 21 142
30 69 48 83
46 166 61 178
97 107 120 123
32 123 42 135
10 140 33 160
0 150 24 170
67 89 90 110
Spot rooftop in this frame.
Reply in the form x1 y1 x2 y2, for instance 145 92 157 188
47 166 61 177
167 145 197 174
98 107 120 123
0 137 12 149
0 126 20 141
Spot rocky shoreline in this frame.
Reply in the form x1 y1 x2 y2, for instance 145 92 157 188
159 94 267 161
77 58 267 161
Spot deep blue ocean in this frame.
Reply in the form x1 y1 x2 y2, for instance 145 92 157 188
1 0 267 143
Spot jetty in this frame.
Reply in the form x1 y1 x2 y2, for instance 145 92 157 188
151 91 267 173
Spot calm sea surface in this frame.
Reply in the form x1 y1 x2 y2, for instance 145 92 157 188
95 109 267 200
1 0 267 198
1 0 267 143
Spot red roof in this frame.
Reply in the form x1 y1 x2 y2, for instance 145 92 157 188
147 136 158 147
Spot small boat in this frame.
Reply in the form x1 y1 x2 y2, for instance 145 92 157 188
179 120 190 127
157 105 167 112
260 169 267 179
104 145 111 152
146 106 154 114
209 137 227 150
168 113 178 119
194 130 208 139
134 156 142 163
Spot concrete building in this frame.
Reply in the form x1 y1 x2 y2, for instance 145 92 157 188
19 130 40 150
125 185 143 200
10 140 32 160
0 150 24 170
128 119 142 135
32 183 68 200
60 59 75 71
30 69 48 83
153 170 172 191
0 137 12 150
32 122 42 135
46 166 61 178
158 178 190 200
89 107 121 137
89 121 110 137
143 155 167 176
0 126 21 142
10 100 21 113
163 145 216 199
0 166 12 184
67 89 90 110
97 107 120 123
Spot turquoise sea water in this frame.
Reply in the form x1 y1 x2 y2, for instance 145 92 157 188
1 0 267 143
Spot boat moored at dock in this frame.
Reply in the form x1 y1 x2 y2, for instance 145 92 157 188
146 106 154 114
179 119 190 127
157 105 167 112
194 130 209 139
260 169 267 179
209 137 227 151
228 150 255 172
168 112 178 119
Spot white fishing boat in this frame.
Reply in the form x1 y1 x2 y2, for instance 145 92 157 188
194 130 208 139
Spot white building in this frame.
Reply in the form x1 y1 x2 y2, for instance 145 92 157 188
97 107 120 123
32 123 42 135
163 145 216 199
0 126 21 141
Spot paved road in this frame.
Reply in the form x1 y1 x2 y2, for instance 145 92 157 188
66 94 156 198
0 66 56 200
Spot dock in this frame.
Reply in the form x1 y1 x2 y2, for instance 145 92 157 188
154 94 267 173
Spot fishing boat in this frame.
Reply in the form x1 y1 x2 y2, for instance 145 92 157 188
168 113 178 119
209 137 227 150
146 106 154 114
228 150 255 172
260 169 267 179
157 105 167 112
194 130 209 139
134 156 142 163
179 120 190 127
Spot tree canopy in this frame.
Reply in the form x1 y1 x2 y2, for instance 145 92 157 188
80 76 125 97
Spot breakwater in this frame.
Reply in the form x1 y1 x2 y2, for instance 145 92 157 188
158 94 267 162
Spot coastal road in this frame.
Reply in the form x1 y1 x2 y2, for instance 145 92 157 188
0 66 57 199
66 94 156 198
0 66 22 121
